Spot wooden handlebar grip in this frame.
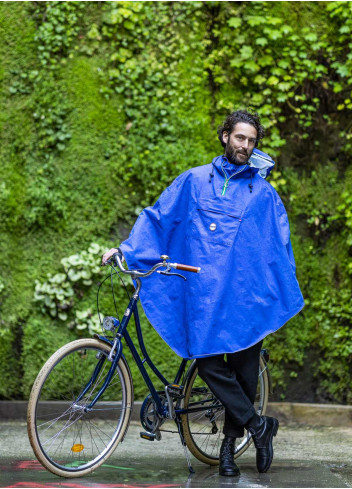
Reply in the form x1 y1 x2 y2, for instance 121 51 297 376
175 264 201 273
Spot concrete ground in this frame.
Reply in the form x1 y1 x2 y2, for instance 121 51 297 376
0 419 351 488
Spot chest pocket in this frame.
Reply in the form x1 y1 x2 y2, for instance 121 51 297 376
190 199 244 246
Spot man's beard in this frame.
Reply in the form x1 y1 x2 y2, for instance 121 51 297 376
225 142 250 166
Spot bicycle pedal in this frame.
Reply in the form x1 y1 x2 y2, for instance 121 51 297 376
166 383 184 398
140 431 156 441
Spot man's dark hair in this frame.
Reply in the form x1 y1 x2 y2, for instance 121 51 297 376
217 110 265 148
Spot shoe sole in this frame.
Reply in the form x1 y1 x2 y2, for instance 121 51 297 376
258 419 279 473
219 469 241 477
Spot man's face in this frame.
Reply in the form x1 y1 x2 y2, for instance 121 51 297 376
222 122 257 166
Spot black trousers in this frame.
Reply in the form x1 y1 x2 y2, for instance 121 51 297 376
196 340 263 438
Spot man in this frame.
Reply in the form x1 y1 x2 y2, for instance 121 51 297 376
103 110 304 476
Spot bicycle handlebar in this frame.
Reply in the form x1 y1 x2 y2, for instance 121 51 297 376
110 253 200 277
170 263 201 273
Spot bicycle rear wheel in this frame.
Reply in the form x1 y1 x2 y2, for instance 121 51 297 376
181 355 269 465
27 338 133 477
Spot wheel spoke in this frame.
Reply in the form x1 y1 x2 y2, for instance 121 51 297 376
28 339 132 476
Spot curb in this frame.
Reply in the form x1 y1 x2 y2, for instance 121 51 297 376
266 402 352 427
1 401 351 427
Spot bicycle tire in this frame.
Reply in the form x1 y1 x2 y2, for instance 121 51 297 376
181 355 269 465
27 338 133 477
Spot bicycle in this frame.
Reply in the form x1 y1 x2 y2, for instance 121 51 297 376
27 252 271 478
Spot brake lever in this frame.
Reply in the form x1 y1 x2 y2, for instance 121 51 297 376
157 270 187 281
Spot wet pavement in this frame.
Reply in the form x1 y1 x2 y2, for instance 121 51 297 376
0 420 351 488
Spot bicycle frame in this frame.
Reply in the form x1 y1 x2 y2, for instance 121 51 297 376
83 276 189 417
81 270 268 423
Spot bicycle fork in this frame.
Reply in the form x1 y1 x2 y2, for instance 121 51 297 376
75 338 123 412
77 297 136 411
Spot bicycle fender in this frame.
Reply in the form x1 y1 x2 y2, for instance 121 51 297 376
94 334 131 367
93 334 113 346
260 349 273 394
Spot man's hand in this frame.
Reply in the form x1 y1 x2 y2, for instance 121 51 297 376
101 248 125 266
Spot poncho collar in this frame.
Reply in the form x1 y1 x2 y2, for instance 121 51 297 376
213 155 249 179
209 155 251 195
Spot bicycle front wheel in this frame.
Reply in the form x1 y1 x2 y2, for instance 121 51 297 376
27 338 133 477
181 355 269 465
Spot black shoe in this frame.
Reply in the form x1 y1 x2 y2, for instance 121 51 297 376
247 415 279 473
219 436 240 477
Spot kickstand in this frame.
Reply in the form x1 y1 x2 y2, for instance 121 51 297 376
182 443 195 474
176 418 195 474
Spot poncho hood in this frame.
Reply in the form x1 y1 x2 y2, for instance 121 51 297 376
120 153 304 359
249 147 275 178
212 148 275 181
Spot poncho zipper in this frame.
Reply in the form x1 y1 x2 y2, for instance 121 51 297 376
221 162 248 196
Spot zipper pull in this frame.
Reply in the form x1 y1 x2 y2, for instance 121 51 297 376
222 179 229 196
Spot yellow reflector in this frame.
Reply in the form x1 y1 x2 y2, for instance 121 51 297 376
71 444 84 453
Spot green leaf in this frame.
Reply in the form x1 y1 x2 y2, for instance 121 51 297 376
254 75 266 85
228 17 241 28
267 16 283 26
304 32 318 42
50 273 66 284
244 60 259 72
76 323 87 330
123 20 134 30
88 243 102 254
68 269 81 282
67 255 81 266
251 93 264 105
267 30 283 41
278 82 291 91
76 310 89 320
339 25 350 34
229 57 244 68
333 82 343 93
240 45 253 59
108 69 120 78
258 55 273 67
102 10 121 25
246 16 266 27
87 23 101 40
278 59 290 69
336 64 350 77
256 37 268 46
267 76 279 86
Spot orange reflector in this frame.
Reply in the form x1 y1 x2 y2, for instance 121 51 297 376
71 444 84 453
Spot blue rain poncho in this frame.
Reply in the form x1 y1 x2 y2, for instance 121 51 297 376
120 150 304 359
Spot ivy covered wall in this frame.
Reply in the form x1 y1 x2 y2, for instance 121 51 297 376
0 1 351 402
